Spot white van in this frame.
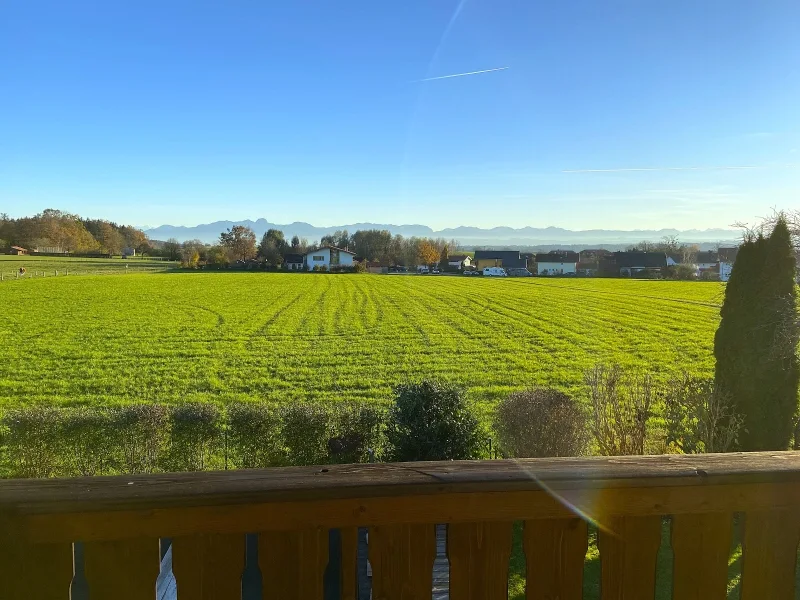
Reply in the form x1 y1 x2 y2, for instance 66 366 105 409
483 267 507 277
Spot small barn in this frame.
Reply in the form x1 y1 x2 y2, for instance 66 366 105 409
9 246 27 255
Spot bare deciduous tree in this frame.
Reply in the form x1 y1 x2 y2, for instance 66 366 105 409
585 364 655 456
663 373 743 454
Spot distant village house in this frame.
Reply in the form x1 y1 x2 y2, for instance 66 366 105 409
473 250 527 270
535 251 579 276
304 246 355 270
283 253 304 271
447 254 472 270
9 246 27 255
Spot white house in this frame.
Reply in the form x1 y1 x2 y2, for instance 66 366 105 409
304 246 355 270
447 254 472 270
535 251 579 276
718 247 738 282
695 251 718 273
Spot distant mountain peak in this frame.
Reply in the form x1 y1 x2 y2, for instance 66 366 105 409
144 219 739 247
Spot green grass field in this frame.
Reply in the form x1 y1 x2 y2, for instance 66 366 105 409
0 271 723 408
0 254 175 279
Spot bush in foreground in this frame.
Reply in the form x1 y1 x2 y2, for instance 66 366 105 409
0 405 65 478
328 403 385 464
280 403 332 466
585 364 656 456
385 380 485 462
663 373 743 454
226 402 285 468
163 403 223 471
493 388 588 458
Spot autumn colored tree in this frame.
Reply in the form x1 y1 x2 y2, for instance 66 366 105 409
219 225 257 261
418 240 441 266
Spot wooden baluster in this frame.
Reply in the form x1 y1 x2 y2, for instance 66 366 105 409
598 515 661 600
0 513 73 600
172 533 246 600
448 521 513 600
741 510 800 600
84 538 160 600
259 528 328 600
369 523 436 600
672 513 732 600
524 517 588 600
340 527 359 600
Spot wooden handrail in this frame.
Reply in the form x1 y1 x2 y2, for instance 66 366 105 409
2 451 800 599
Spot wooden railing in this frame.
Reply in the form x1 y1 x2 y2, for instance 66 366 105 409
2 451 800 599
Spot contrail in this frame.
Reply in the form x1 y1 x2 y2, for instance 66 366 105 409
563 165 761 173
413 66 509 83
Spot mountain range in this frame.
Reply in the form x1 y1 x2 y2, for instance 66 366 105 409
144 219 740 248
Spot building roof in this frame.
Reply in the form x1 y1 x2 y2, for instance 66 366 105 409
283 253 304 264
304 246 356 256
448 254 470 262
718 247 739 263
473 250 526 268
10 246 26 251
535 251 580 263
612 252 667 269
696 251 718 264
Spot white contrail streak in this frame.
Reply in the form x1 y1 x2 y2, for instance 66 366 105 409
562 165 760 173
413 66 509 83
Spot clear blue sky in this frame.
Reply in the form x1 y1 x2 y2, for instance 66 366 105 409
2 0 798 230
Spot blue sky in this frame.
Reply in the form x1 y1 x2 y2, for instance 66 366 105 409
1 0 798 230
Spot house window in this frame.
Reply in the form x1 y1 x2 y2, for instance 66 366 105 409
312 255 324 261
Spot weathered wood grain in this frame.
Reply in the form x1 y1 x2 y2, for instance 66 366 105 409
19 480 800 544
447 521 513 600
172 532 245 600
741 510 800 600
599 515 662 600
259 528 328 600
340 527 359 600
524 517 588 600
84 537 160 600
0 514 72 600
369 523 436 600
672 513 732 600
4 452 800 514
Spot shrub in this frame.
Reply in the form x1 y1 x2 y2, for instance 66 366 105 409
353 261 367 274
60 407 117 476
0 405 64 478
110 404 169 474
493 388 588 458
328 403 385 464
226 402 285 468
663 373 743 453
385 380 485 462
281 403 332 465
163 403 223 472
585 364 655 455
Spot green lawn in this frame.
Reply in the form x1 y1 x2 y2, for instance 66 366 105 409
0 272 721 408
0 254 175 278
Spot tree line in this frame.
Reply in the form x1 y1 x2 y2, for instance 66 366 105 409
166 225 460 268
0 209 150 255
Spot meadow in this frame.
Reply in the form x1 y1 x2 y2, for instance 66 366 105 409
0 271 723 409
0 254 174 279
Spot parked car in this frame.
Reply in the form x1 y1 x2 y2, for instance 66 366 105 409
417 265 430 274
463 269 480 276
483 267 507 277
431 267 440 274
507 268 532 277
